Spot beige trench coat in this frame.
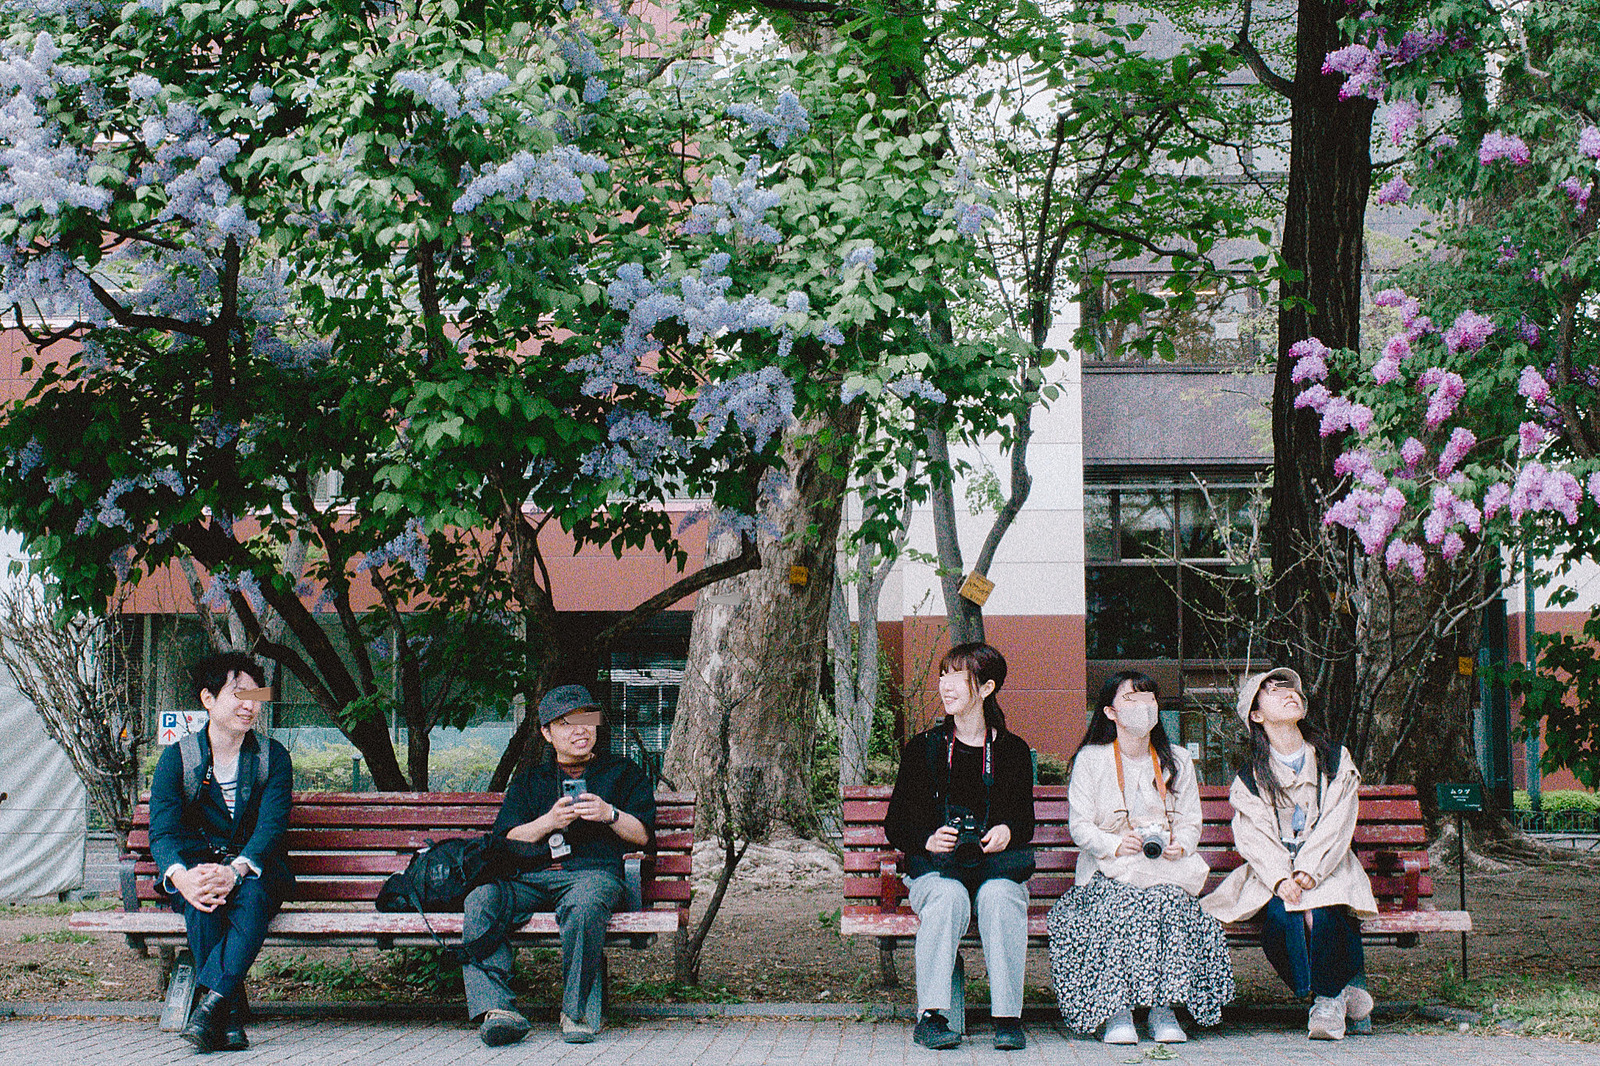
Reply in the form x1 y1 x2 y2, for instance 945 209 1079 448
1201 745 1378 923
1068 742 1211 896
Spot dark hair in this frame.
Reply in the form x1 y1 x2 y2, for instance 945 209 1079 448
1244 684 1339 809
1077 669 1179 789
190 652 264 705
938 642 1008 732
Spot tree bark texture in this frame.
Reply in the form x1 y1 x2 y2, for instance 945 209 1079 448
665 403 862 833
1265 0 1376 732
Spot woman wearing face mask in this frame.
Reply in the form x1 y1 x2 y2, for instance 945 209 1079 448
1046 670 1234 1045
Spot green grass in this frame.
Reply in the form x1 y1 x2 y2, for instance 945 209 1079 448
1438 970 1600 1042
610 979 742 1004
18 930 95 945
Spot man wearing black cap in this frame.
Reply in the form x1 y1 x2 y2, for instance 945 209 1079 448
463 684 655 1046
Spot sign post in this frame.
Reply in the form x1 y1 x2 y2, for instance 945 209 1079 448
1437 783 1484 980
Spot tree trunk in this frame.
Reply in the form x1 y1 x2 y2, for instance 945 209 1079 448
1265 0 1376 730
666 404 861 833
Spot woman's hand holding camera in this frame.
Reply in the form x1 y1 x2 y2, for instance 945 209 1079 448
925 825 959 854
980 823 1011 854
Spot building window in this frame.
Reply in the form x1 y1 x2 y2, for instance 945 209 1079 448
1084 476 1267 662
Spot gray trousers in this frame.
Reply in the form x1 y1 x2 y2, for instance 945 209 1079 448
462 867 623 1023
908 871 1029 1018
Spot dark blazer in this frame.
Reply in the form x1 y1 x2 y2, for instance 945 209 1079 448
492 750 656 876
148 727 296 901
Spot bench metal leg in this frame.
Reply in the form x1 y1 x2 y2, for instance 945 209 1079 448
158 950 196 1032
875 937 899 988
949 954 966 1036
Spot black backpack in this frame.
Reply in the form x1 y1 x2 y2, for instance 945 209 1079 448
377 835 503 913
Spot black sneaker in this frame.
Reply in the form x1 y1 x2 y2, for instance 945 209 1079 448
914 1009 961 1050
478 1008 531 1047
993 1017 1026 1050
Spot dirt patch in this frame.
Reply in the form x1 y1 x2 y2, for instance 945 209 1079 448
4 847 1596 1008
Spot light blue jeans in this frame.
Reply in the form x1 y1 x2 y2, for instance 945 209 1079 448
907 871 1029 1018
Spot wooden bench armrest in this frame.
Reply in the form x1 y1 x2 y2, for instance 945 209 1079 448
878 857 906 914
1401 855 1421 912
624 856 646 913
119 853 142 912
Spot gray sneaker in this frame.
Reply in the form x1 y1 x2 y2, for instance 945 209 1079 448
479 1008 531 1047
561 1012 597 1044
1308 994 1347 1040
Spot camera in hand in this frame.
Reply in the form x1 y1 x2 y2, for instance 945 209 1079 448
946 805 985 868
1134 824 1169 859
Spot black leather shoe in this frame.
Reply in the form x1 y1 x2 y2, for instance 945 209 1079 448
218 994 248 1050
181 989 229 1053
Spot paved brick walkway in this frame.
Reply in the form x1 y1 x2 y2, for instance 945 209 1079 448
2 1015 1596 1065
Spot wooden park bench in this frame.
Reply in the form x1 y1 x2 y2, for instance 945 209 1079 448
71 790 694 1030
841 783 1469 1029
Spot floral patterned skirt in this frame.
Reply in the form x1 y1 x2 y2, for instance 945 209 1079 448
1046 873 1236 1032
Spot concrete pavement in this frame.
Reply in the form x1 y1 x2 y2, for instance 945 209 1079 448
2 1012 1596 1065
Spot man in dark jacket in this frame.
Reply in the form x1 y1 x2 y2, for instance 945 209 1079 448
148 652 294 1054
463 685 655 1046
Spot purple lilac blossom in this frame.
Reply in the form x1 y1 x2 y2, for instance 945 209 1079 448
1518 320 1541 347
1436 427 1476 476
1483 481 1512 518
1322 43 1383 100
1478 131 1531 166
1385 539 1426 581
453 145 608 213
1441 531 1466 562
1319 397 1374 437
1560 176 1592 214
1372 352 1401 384
692 365 796 451
1393 28 1446 63
1376 174 1411 205
1418 367 1466 428
1387 101 1421 145
1443 310 1495 353
1588 472 1600 502
1294 383 1333 412
726 89 812 150
1580 126 1600 160
1401 437 1426 472
842 245 878 272
1518 421 1547 456
1518 365 1551 402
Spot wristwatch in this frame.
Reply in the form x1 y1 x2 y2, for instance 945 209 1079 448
607 805 621 825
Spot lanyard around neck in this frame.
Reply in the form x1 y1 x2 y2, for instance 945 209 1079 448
1112 737 1167 815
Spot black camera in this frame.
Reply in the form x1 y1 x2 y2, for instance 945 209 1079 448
946 805 985 868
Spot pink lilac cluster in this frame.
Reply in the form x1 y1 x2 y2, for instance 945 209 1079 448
1518 421 1548 456
1518 365 1551 403
1401 436 1426 472
1436 426 1477 476
1503 462 1583 523
1385 539 1427 580
1589 472 1600 502
1423 484 1482 561
1322 43 1384 101
1325 483 1407 555
1372 334 1411 384
1478 131 1531 166
1443 309 1495 354
1290 337 1331 382
1373 287 1434 340
1387 101 1422 145
1418 367 1466 427
1581 126 1600 160
1392 27 1447 64
1561 176 1592 214
1335 448 1388 488
1377 174 1412 205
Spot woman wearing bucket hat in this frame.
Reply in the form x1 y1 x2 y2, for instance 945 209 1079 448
1046 670 1234 1045
1201 667 1378 1040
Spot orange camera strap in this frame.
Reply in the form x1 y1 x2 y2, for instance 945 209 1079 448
1112 737 1169 824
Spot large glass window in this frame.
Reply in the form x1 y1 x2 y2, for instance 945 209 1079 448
1084 476 1267 664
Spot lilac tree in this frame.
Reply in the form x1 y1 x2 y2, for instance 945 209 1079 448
1291 0 1600 792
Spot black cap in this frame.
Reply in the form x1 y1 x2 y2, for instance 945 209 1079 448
538 684 601 727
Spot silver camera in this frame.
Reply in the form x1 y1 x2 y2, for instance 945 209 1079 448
1135 824 1169 859
548 831 572 860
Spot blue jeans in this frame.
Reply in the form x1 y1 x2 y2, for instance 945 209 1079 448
171 876 281 1000
1259 898 1363 999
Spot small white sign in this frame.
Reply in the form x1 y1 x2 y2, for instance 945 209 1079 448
158 710 209 746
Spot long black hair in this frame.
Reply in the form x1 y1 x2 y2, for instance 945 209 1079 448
1244 686 1340 810
1076 669 1179 790
938 642 1008 733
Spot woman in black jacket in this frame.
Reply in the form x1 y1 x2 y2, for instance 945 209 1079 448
885 642 1034 1052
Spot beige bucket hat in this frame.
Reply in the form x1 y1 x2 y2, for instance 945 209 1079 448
1235 666 1303 725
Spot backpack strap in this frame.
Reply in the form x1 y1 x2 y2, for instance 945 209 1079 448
179 732 206 806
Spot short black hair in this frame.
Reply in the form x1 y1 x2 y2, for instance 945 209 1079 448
190 652 265 704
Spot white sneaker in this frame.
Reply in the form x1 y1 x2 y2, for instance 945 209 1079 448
1341 983 1374 1022
1148 1004 1188 1043
1102 1008 1138 1044
560 1012 596 1044
1308 994 1347 1040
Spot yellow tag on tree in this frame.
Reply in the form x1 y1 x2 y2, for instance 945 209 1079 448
958 571 994 606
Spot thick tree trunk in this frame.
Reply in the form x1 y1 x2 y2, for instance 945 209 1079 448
1265 0 1376 733
665 404 861 833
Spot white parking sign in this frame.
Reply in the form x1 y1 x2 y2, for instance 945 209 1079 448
157 710 208 745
